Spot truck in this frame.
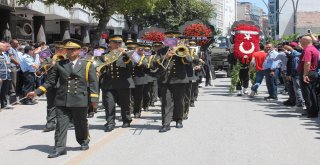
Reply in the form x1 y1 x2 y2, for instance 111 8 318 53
208 36 233 77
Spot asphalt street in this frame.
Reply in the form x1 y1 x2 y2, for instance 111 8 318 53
1 75 320 165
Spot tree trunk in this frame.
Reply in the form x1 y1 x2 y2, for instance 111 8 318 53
91 16 110 45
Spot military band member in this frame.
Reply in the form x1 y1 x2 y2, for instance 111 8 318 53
43 41 66 132
87 45 106 118
157 45 192 133
142 44 154 111
149 42 163 106
131 44 148 118
183 42 200 119
100 35 134 132
27 38 99 158
126 41 138 51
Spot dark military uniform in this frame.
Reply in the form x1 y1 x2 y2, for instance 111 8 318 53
183 47 200 119
100 50 134 130
131 52 148 117
32 39 99 157
143 54 157 109
157 46 192 131
43 41 65 132
35 58 99 153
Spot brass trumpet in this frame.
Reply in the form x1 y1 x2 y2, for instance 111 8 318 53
35 54 67 78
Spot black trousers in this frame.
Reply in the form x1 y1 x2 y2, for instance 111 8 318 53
236 68 249 90
132 85 144 114
16 70 24 98
0 79 10 108
191 82 198 104
45 87 57 129
143 82 152 109
102 88 132 126
54 106 89 152
22 72 35 102
161 83 186 125
300 72 319 117
150 80 158 103
184 82 192 118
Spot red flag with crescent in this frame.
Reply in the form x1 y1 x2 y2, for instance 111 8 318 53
232 24 260 64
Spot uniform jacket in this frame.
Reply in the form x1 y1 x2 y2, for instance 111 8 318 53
144 55 157 82
100 51 135 90
131 53 148 85
156 47 192 84
35 58 99 107
186 47 200 81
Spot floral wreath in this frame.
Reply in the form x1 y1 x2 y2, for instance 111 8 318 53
183 23 213 46
141 31 165 42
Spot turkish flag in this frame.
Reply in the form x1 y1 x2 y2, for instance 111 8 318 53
233 24 260 64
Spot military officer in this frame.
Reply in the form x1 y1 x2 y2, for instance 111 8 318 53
43 41 66 132
131 44 148 118
100 35 134 132
27 38 99 158
157 41 192 133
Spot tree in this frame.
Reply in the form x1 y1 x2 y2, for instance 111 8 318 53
18 0 214 41
128 0 215 30
18 0 155 41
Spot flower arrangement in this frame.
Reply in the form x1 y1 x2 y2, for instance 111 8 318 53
183 23 213 46
141 31 165 42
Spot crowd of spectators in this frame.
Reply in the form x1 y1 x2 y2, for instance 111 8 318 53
249 34 320 118
0 39 48 110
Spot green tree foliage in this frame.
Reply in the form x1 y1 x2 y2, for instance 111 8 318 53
130 0 215 30
18 0 215 39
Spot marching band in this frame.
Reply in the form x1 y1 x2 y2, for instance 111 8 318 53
25 32 209 158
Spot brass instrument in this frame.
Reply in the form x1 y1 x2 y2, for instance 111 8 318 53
35 54 67 78
161 45 189 70
92 49 124 73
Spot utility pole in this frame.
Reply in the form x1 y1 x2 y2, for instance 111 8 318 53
291 0 300 34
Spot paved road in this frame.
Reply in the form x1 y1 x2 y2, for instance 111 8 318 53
1 77 320 165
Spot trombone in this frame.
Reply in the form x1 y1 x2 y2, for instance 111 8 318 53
35 54 67 78
160 45 189 70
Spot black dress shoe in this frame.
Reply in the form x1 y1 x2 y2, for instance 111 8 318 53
122 123 130 128
48 150 67 158
22 101 35 105
190 102 195 107
176 121 183 128
80 143 89 150
134 113 141 118
159 125 170 133
43 127 55 132
87 112 94 118
105 126 114 132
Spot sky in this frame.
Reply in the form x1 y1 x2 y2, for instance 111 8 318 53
237 0 268 13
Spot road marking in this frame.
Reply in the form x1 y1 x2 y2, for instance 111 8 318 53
63 111 152 165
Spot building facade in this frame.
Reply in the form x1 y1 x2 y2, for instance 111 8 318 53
269 0 320 38
205 0 237 36
237 2 264 28
0 0 129 44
